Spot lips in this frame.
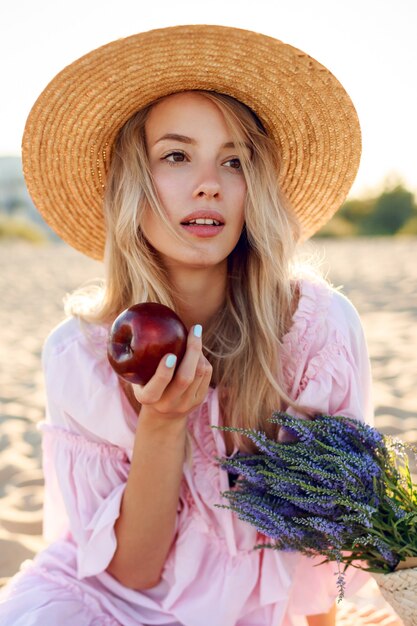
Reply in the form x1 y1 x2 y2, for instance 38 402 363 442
179 210 225 238
182 217 221 226
180 209 225 226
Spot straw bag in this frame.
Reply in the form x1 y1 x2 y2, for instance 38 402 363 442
372 558 417 626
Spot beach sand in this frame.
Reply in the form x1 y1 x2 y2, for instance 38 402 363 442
1 238 416 620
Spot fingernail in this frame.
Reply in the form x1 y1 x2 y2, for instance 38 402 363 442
165 354 177 368
193 324 202 338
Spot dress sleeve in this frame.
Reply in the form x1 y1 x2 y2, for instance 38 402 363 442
288 289 374 425
39 319 132 579
40 424 130 579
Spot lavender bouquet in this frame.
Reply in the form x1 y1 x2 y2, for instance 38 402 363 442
215 412 417 608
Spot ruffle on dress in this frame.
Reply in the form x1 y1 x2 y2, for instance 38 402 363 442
282 278 373 423
40 424 130 578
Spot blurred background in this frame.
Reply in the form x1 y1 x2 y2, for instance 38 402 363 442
0 2 416 618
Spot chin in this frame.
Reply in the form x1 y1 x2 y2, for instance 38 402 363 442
164 250 227 270
186 258 225 270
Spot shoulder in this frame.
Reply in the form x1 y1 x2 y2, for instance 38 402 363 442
287 277 373 423
41 317 130 439
41 316 112 404
43 316 83 359
285 276 369 372
296 276 364 342
295 277 371 385
42 316 109 365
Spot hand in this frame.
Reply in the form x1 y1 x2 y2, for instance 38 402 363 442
132 324 212 422
336 602 403 625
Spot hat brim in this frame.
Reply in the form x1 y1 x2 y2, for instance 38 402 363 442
22 24 361 259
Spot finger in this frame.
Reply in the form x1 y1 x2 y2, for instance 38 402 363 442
133 353 178 404
357 605 393 618
336 603 360 624
357 605 381 617
192 355 213 400
195 352 210 379
376 617 403 626
170 324 204 393
178 354 212 407
359 617 399 626
135 324 205 407
357 606 400 624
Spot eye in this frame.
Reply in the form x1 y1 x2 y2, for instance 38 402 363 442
223 157 242 170
162 151 188 164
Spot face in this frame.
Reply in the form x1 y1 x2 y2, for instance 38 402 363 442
142 92 248 272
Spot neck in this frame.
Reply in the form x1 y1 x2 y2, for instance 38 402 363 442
167 262 227 330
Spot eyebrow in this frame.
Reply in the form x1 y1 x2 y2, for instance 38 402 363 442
154 133 195 145
153 133 252 152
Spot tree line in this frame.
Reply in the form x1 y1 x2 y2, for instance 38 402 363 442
316 182 417 237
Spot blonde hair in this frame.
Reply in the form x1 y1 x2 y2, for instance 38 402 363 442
68 90 304 453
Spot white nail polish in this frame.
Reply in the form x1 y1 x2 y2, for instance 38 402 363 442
193 324 202 338
165 354 177 368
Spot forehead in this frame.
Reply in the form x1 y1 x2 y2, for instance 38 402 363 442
145 91 253 152
146 91 227 129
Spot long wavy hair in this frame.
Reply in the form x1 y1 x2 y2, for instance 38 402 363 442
68 90 305 453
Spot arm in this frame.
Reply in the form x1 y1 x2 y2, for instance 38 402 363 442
106 325 212 590
106 410 188 589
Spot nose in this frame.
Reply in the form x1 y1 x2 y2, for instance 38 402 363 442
192 164 222 200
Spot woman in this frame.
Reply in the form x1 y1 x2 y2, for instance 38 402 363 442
0 25 396 626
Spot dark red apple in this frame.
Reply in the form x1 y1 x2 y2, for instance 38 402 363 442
107 303 188 385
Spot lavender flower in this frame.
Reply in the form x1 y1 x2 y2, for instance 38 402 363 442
214 413 417 601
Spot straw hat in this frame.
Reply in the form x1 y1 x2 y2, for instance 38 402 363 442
22 24 361 260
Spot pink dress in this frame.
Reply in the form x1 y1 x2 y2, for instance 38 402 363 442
0 278 373 625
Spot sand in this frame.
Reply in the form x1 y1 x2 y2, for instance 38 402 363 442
1 238 416 620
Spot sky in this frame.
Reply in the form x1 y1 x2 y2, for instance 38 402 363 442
1 0 416 198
